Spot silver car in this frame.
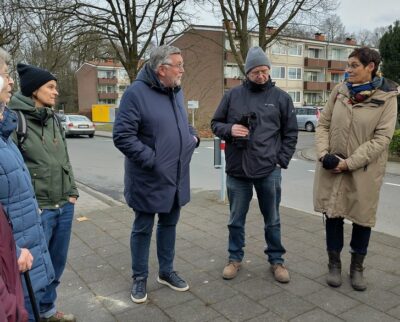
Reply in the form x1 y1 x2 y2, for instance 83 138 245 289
294 106 322 132
60 115 95 138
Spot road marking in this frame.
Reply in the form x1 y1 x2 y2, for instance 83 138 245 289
308 170 315 173
385 182 400 187
206 147 214 150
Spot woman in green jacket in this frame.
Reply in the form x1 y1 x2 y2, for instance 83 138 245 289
9 64 78 322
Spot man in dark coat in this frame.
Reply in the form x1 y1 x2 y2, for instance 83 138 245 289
113 45 199 304
211 47 298 283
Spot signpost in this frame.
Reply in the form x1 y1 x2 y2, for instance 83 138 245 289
187 100 199 127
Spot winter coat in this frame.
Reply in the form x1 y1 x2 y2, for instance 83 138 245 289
0 108 54 294
113 64 198 213
0 203 28 322
211 79 298 178
8 92 78 209
313 79 399 227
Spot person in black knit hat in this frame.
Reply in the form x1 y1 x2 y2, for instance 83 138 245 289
9 64 78 322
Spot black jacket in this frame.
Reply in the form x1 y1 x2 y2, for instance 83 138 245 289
211 79 298 178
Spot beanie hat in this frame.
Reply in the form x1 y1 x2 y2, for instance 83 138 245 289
244 47 271 74
17 63 57 97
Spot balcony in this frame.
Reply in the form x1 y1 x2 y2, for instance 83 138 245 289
224 78 242 89
224 51 238 64
327 82 341 90
304 81 328 91
98 92 118 99
98 77 118 85
304 57 329 68
328 60 347 70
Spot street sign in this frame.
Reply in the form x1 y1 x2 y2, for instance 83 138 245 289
187 100 199 109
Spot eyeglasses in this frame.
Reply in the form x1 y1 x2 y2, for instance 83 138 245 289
249 69 269 76
346 63 362 70
162 63 184 71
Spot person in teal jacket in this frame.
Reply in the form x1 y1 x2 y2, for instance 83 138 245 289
9 63 78 322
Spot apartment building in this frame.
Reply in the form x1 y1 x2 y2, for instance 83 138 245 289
170 24 357 129
76 60 130 114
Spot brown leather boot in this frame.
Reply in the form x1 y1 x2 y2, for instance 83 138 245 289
222 261 241 280
271 263 290 283
326 251 342 287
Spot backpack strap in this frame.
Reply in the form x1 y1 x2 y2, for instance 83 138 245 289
15 110 28 147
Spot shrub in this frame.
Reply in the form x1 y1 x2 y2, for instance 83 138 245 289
389 129 400 155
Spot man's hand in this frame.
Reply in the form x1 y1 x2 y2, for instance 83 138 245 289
69 196 77 204
231 124 249 137
18 248 33 272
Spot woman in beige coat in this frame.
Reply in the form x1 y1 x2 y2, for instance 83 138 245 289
314 47 399 291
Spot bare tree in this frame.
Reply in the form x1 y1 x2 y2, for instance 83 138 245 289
0 0 23 54
212 0 338 74
354 26 387 47
319 14 346 42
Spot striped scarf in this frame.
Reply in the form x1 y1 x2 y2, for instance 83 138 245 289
346 77 383 104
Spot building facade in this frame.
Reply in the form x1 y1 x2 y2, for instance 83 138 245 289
169 24 357 130
76 60 130 114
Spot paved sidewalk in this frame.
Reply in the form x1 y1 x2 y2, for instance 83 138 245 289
57 182 400 322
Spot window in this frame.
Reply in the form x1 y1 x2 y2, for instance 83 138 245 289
271 66 285 79
308 48 322 59
304 92 322 105
331 73 341 83
224 65 242 78
288 91 301 103
304 71 321 82
98 85 116 93
271 43 287 55
288 67 302 80
97 70 116 78
288 44 303 56
98 99 116 104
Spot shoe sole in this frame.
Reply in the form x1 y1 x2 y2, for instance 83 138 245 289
130 293 147 304
157 277 189 291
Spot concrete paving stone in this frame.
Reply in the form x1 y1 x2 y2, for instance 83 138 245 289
345 288 400 312
68 253 108 271
277 272 325 297
368 242 400 259
390 284 400 296
190 280 238 305
284 251 308 265
289 259 327 279
176 222 198 233
78 264 121 284
211 294 267 322
258 290 315 320
290 308 344 322
105 252 132 274
363 253 400 274
339 304 399 322
210 317 230 322
232 277 282 301
179 266 219 287
305 287 360 315
287 228 325 247
190 234 228 251
164 298 222 322
58 291 115 322
174 237 196 252
370 232 400 249
67 242 96 259
298 246 328 264
179 227 213 242
245 311 287 322
149 286 195 309
189 256 227 278
107 227 132 240
387 304 400 320
88 274 130 297
178 245 218 263
115 304 171 322
116 235 131 248
96 289 135 315
81 234 119 249
94 242 130 259
366 268 400 290
72 221 106 237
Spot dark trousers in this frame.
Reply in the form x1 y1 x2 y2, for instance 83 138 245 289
325 217 371 255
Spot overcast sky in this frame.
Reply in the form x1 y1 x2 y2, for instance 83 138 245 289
337 0 400 32
195 0 400 33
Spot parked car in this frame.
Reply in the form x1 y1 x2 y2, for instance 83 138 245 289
60 114 96 138
294 106 322 132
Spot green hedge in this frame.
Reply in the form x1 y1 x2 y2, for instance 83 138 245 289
390 129 400 155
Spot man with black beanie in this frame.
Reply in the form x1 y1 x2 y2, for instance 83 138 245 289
211 47 298 283
9 63 78 322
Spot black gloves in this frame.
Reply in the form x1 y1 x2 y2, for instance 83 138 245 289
321 154 340 170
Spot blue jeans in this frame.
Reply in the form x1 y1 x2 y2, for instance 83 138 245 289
226 169 286 265
131 201 180 279
325 217 371 255
39 202 74 318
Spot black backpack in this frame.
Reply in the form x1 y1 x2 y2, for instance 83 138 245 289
14 110 64 147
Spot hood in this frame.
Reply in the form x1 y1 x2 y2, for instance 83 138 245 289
8 91 36 112
136 63 181 95
0 108 18 140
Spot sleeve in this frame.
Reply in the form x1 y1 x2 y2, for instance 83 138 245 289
211 92 234 142
277 94 298 168
346 95 398 170
0 276 17 322
60 123 79 198
315 86 340 160
113 89 156 170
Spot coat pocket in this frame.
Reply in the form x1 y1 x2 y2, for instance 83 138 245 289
29 167 50 199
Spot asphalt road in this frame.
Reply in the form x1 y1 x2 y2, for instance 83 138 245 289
67 132 400 237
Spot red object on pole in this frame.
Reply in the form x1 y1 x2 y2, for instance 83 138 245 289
220 140 225 150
